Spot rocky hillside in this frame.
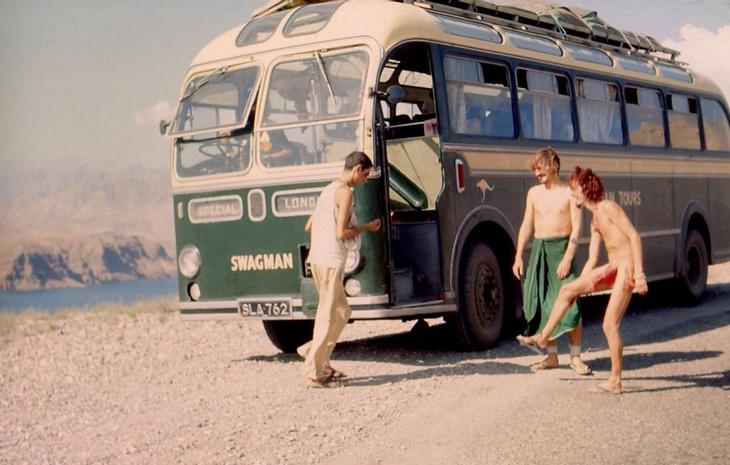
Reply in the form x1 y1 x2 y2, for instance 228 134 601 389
0 235 175 291
0 166 176 291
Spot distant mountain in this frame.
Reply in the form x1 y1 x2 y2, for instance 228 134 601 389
0 234 175 291
0 165 177 291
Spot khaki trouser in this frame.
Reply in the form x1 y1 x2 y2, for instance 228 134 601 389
299 265 351 380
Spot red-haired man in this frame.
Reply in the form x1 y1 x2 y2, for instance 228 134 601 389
517 166 648 394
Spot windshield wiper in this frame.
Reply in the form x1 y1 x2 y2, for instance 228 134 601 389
180 66 230 102
314 52 337 105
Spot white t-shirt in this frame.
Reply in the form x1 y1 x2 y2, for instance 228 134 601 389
307 179 352 269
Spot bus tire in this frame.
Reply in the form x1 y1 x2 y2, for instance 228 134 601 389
675 229 708 306
448 242 505 351
262 320 314 353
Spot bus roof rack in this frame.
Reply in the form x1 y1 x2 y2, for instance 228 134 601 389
250 0 681 62
405 0 680 61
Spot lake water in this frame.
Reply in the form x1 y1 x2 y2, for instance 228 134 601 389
0 277 178 313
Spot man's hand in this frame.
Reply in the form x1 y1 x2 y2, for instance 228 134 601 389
556 257 571 280
634 274 648 295
362 219 382 233
512 256 523 279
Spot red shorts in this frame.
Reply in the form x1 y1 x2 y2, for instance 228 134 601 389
591 265 634 292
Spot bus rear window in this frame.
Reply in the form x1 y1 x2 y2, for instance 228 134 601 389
517 68 574 141
667 94 700 150
444 56 514 138
701 99 730 151
576 78 623 145
625 86 665 147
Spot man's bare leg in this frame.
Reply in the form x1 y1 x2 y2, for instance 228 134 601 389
517 265 615 350
596 268 633 393
532 340 559 371
568 322 591 375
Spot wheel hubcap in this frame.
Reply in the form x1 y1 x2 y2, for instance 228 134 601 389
475 263 499 327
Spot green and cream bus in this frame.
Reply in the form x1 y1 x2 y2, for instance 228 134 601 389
165 0 730 351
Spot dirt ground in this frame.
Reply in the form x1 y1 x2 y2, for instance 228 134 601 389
1 263 729 465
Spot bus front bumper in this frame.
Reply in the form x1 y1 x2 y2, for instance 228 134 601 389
179 296 457 320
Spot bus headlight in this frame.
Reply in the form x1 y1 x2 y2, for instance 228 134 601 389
344 248 360 274
178 245 201 278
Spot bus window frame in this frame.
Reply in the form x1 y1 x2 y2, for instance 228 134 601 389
666 91 702 152
169 63 263 139
442 52 517 140
623 83 669 150
574 75 626 146
698 96 730 154
255 44 375 172
514 65 576 143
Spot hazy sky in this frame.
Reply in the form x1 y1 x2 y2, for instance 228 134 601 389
1 0 728 176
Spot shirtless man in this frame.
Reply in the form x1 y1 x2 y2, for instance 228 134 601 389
517 167 648 394
513 148 590 375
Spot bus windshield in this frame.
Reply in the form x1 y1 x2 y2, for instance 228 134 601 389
260 50 368 169
170 65 260 137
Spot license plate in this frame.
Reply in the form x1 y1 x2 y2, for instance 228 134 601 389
238 299 293 318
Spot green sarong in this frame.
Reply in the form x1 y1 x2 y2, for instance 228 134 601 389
523 237 581 340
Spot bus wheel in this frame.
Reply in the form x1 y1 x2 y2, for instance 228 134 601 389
448 242 505 351
262 320 314 353
675 229 708 306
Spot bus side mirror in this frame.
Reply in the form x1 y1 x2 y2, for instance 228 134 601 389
385 85 406 105
159 119 170 136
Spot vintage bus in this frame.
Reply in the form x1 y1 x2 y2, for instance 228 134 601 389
165 0 730 351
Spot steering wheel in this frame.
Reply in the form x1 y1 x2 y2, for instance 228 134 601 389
198 140 238 161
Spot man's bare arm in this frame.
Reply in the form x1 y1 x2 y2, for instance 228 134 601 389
557 195 583 279
580 223 601 277
512 189 535 278
564 196 583 262
304 215 313 232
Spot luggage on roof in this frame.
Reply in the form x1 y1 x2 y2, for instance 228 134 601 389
249 0 680 60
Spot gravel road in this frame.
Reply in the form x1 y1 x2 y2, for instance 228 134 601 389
1 264 729 465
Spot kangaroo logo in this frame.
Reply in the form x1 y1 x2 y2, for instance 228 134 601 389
476 179 495 203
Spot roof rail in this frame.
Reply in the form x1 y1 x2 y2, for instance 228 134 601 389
404 0 681 62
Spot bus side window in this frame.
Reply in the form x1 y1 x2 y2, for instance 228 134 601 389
576 78 623 145
625 86 665 147
444 56 514 138
667 93 701 150
700 98 730 151
516 68 574 142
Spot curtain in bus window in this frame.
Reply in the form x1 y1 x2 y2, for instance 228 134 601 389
444 57 482 82
445 58 514 138
577 79 622 144
701 98 730 151
523 71 554 140
445 58 481 134
519 71 574 141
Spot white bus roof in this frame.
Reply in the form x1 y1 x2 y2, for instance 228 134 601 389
186 0 724 98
